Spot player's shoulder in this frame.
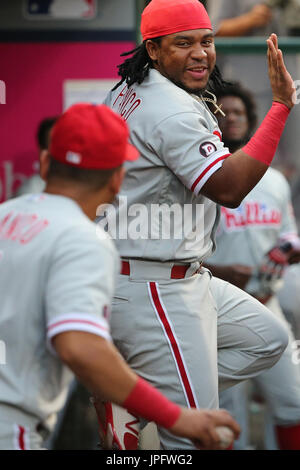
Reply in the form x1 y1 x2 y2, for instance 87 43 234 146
0 193 45 219
45 195 118 260
143 69 208 114
0 196 18 213
49 196 116 251
108 69 211 126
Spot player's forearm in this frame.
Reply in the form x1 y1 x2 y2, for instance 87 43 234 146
54 331 138 404
202 151 267 207
205 264 231 281
202 102 291 207
216 15 259 37
205 263 253 289
54 331 181 429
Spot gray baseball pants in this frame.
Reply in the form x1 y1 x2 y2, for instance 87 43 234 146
110 260 289 450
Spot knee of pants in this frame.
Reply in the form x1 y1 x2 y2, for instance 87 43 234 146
261 318 289 366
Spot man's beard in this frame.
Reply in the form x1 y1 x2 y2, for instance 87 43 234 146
172 78 207 95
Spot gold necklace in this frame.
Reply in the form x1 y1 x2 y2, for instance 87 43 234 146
191 90 226 117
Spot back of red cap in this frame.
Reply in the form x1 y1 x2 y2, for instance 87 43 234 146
50 104 139 170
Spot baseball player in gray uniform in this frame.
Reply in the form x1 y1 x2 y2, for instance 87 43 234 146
0 103 240 450
206 82 300 450
279 264 300 340
100 0 296 451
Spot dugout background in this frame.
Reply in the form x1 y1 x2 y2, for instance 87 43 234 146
0 0 300 450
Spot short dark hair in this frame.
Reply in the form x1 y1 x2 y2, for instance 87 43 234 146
47 158 121 191
37 117 58 150
215 82 258 136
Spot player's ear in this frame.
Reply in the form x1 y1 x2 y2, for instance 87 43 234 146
39 150 51 181
109 166 126 196
146 39 160 62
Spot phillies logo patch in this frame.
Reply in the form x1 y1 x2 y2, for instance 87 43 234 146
199 142 217 158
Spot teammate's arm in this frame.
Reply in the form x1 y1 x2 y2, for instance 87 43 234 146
201 34 295 208
215 4 272 37
204 264 253 290
53 330 240 449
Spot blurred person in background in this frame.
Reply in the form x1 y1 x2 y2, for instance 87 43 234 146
278 264 300 340
208 0 300 37
15 117 57 197
206 82 300 450
208 0 278 37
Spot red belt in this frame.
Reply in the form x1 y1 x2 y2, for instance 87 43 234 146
120 261 201 279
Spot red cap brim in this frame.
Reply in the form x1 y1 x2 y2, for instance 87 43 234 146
125 142 140 162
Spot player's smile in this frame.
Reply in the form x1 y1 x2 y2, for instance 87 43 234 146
146 29 216 93
186 65 209 81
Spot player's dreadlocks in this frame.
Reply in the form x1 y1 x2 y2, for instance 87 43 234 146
112 40 160 91
112 39 228 96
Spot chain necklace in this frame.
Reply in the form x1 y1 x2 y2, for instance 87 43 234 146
191 90 226 117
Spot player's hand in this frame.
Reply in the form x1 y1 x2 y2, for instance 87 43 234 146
288 249 300 264
267 33 295 109
169 408 240 450
225 264 253 289
250 4 272 27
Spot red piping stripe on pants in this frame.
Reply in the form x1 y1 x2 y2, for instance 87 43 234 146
148 281 198 409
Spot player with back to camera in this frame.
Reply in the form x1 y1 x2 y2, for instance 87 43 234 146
0 103 240 450
98 0 296 451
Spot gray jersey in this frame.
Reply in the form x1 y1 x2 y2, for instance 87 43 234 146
0 193 118 427
103 69 230 262
208 168 298 294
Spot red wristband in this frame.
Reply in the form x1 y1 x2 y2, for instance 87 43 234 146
242 102 290 166
122 377 181 429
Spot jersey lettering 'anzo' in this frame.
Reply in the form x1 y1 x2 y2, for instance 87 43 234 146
0 212 49 244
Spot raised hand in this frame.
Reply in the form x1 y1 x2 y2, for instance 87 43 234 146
267 33 295 109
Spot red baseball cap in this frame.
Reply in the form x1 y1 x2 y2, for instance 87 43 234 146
141 0 212 41
50 103 139 170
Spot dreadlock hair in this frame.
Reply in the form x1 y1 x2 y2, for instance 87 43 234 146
112 38 229 94
112 39 161 91
206 64 231 96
